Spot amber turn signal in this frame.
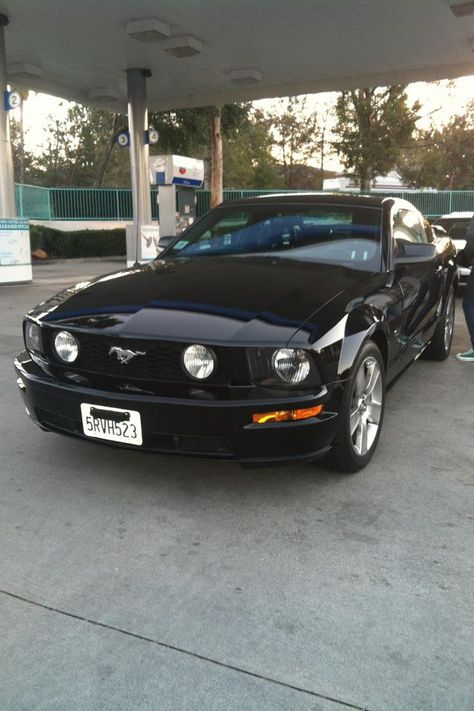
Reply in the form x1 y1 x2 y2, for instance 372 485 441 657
252 405 324 424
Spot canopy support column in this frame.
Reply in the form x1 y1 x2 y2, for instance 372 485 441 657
0 14 16 218
126 68 152 265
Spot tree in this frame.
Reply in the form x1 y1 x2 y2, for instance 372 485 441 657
316 100 336 183
333 86 420 190
223 109 283 189
209 106 223 207
148 107 209 156
9 116 38 184
400 103 474 189
32 105 130 187
265 97 320 188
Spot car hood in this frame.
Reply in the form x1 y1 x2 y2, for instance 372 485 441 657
31 255 377 346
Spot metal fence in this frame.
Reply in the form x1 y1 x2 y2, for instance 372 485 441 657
15 184 474 222
15 184 51 220
49 187 132 221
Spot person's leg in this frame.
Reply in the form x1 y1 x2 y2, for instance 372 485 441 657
458 269 474 360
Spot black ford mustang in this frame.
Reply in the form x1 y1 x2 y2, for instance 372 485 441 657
15 194 457 472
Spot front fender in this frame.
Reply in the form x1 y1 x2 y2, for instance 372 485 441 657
289 303 388 384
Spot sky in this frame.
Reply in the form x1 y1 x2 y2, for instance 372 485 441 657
12 75 474 173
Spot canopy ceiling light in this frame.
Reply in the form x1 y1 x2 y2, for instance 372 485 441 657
163 35 202 57
88 87 120 102
449 1 474 16
229 68 262 85
127 18 171 42
8 62 43 79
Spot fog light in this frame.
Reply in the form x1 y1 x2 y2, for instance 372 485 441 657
252 405 324 424
182 344 216 379
16 377 26 392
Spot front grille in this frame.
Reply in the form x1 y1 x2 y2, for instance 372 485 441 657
73 334 193 381
44 330 249 386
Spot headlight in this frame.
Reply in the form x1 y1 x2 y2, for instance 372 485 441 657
54 331 79 363
182 344 216 379
272 348 310 384
24 320 42 354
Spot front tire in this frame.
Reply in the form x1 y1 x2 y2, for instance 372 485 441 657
424 286 455 361
331 341 385 473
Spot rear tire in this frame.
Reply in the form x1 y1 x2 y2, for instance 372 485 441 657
331 341 385 473
424 286 455 361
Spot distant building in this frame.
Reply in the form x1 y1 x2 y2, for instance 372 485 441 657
323 171 408 192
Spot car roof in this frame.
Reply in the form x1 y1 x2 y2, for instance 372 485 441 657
220 192 392 209
438 211 474 219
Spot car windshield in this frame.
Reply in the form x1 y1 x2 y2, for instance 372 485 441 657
435 218 471 241
167 203 383 271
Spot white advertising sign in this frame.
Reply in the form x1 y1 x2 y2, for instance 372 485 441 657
0 218 31 265
0 218 32 283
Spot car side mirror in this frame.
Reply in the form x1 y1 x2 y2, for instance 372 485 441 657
394 242 437 264
156 235 175 253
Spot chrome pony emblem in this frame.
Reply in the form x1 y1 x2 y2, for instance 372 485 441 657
109 346 146 365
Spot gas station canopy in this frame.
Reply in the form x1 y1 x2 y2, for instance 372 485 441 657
2 0 474 111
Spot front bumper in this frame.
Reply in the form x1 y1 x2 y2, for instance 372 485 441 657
14 352 341 466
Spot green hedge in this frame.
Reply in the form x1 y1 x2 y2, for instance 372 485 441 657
30 225 126 259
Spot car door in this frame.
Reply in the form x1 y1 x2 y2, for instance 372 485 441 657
392 208 443 364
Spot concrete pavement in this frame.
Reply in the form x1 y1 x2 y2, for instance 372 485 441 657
0 261 473 710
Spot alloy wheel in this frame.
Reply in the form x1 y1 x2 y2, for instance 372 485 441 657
444 292 455 352
349 357 383 456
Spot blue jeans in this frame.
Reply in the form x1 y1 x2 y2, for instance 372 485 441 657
463 269 474 348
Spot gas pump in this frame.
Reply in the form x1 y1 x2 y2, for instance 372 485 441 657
149 155 204 247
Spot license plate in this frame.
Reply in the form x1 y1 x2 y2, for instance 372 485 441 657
80 403 143 446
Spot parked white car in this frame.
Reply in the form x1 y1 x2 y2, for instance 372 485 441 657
434 212 473 286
